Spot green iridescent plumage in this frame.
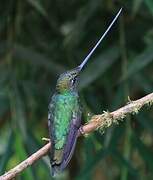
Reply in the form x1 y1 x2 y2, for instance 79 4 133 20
50 92 80 150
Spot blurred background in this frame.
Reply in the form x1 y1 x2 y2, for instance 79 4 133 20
0 0 153 180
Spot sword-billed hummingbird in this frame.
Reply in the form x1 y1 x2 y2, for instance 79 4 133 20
48 8 122 176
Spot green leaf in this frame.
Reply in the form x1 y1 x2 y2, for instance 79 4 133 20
9 78 27 140
77 148 110 180
136 113 153 134
134 74 153 93
14 131 34 179
145 0 153 15
0 132 14 174
26 0 47 18
13 44 66 74
132 0 143 16
132 133 153 171
111 149 138 177
25 132 51 179
121 45 153 81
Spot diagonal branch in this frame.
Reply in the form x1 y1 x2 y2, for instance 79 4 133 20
1 93 153 180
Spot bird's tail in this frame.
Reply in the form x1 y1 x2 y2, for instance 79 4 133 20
51 164 62 177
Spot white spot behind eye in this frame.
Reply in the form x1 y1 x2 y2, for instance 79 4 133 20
71 78 76 85
71 79 74 84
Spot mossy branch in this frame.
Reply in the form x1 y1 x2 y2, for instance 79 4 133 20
0 93 153 180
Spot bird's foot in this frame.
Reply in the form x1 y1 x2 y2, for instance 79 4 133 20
78 126 85 136
42 137 50 142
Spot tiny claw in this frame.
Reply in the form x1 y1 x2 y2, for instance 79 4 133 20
42 137 50 142
78 126 85 135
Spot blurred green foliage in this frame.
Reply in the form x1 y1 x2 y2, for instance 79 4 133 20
0 0 153 180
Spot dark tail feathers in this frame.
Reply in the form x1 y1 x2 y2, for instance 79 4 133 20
51 164 63 177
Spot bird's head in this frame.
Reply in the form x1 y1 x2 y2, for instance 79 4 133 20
56 67 81 93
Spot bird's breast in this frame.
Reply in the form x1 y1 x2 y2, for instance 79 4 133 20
52 92 79 150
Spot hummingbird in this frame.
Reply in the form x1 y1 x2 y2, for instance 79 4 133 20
48 8 122 176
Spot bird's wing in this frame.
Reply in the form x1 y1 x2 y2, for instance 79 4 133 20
60 105 82 170
48 94 56 165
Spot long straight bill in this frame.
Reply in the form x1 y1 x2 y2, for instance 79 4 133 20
79 8 122 70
